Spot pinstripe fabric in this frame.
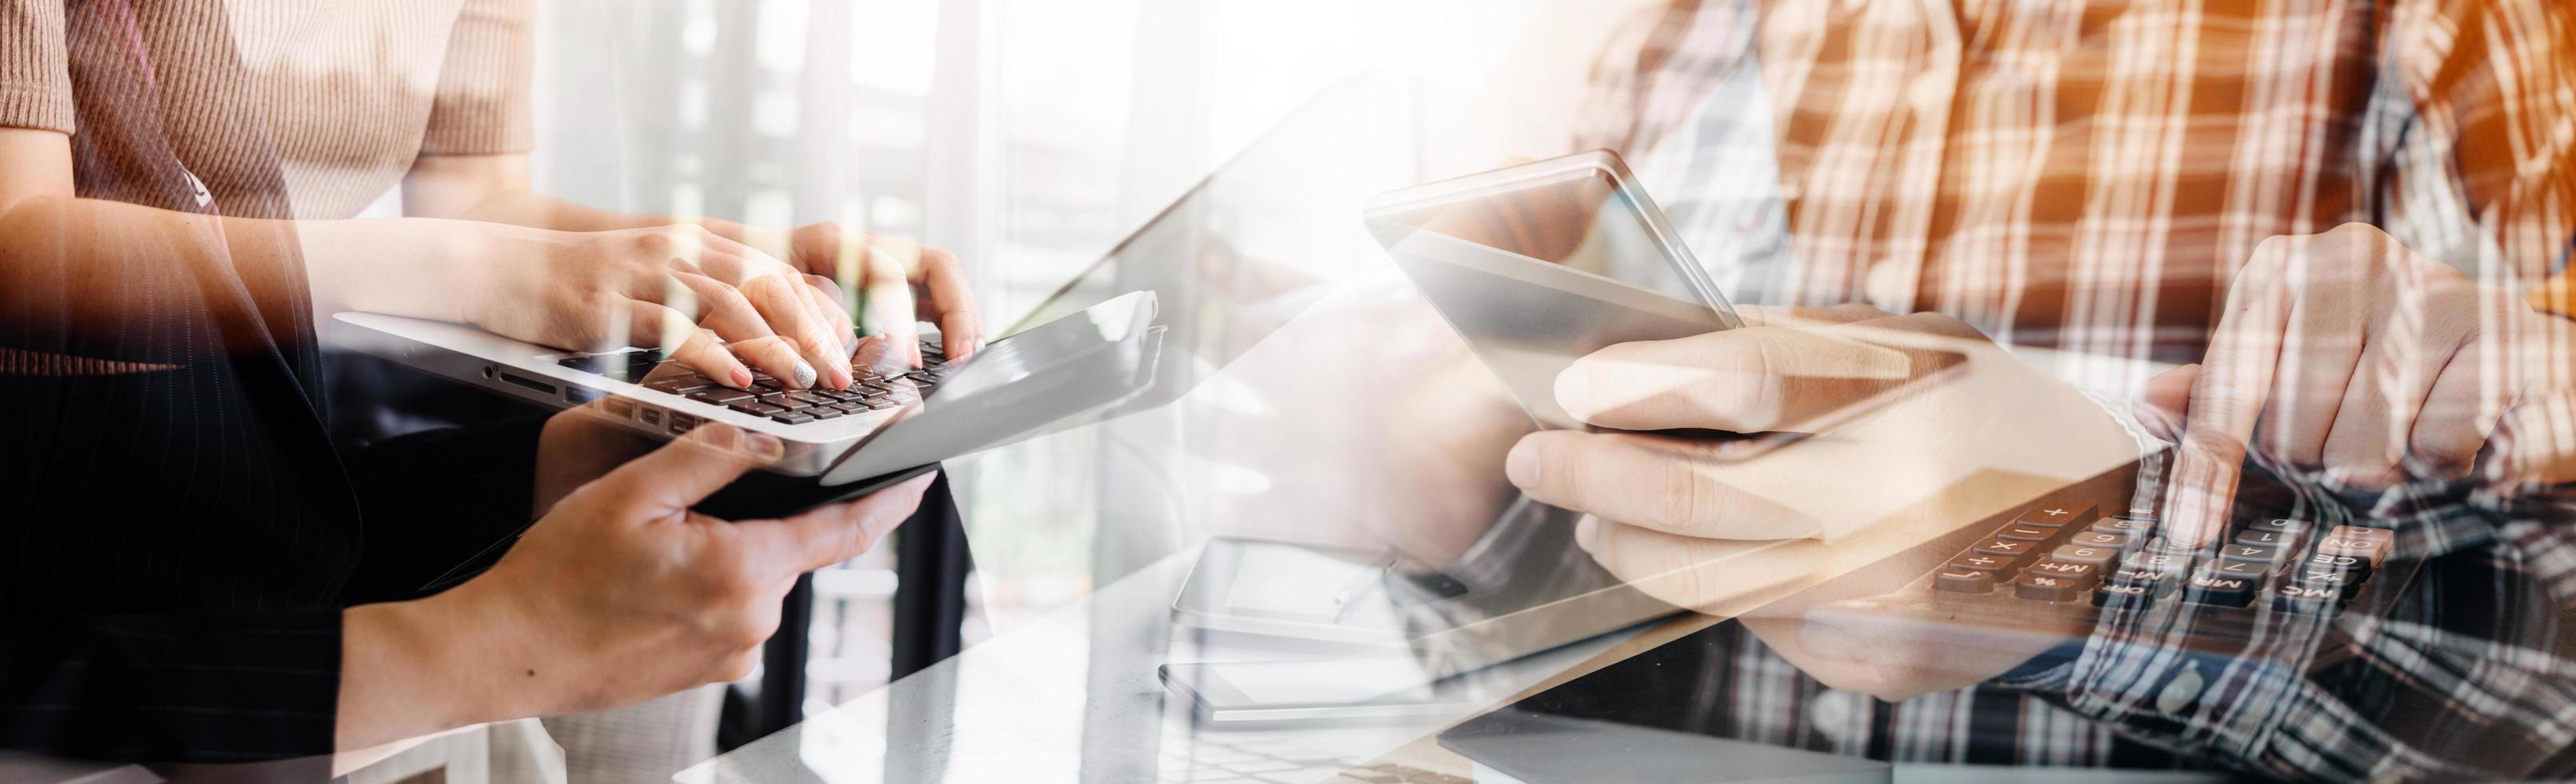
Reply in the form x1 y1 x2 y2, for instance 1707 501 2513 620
0 0 534 763
1562 1 2576 780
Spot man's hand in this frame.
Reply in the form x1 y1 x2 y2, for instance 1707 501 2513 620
339 422 935 752
1502 304 2132 700
2147 223 2576 546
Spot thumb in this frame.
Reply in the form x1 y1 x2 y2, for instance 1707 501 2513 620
742 472 940 573
1560 323 1924 433
601 424 784 512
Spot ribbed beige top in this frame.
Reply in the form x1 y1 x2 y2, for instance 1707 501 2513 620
0 0 532 220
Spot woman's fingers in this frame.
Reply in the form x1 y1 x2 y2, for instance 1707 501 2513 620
908 244 982 361
624 301 754 387
738 274 854 390
1506 430 1822 540
856 242 924 367
664 270 777 346
659 325 757 390
725 335 817 390
801 274 858 354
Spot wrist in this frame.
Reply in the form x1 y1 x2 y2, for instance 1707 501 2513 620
336 580 570 750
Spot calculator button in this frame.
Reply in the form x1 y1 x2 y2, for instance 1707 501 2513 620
2270 582 2342 613
2184 572 2258 606
2108 567 2175 591
2091 518 2153 536
2014 503 2096 529
1936 569 1996 594
2218 542 2286 566
2200 559 2270 579
1998 525 2059 542
2049 545 2119 567
1973 539 2037 558
2318 526 2392 566
2301 552 2374 576
2027 560 2100 583
2244 518 2308 535
2094 582 2160 607
2122 552 2192 578
2069 531 2133 548
2234 529 2300 547
2014 572 2088 602
1950 555 2021 576
2293 557 2370 598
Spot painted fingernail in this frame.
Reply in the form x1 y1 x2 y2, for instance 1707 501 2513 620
792 360 818 389
745 432 786 460
1505 438 1541 488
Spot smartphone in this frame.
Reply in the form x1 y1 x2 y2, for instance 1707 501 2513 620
1365 151 1963 456
1158 658 1472 726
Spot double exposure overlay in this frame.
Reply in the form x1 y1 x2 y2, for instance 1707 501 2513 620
1 1 2570 782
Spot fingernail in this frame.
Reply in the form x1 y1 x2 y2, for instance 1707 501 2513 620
792 360 818 389
1574 515 1599 553
745 432 785 460
1505 438 1541 489
731 368 754 388
1554 366 1589 416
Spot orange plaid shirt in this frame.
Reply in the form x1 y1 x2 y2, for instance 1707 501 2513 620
1581 0 2575 366
1562 0 2576 778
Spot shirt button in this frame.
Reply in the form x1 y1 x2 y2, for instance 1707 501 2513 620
2156 663 2205 714
1810 688 1860 742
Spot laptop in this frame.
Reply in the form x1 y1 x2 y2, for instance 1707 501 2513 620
329 287 1167 494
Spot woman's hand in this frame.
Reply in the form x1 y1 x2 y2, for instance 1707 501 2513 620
460 223 861 390
338 423 935 749
764 222 984 367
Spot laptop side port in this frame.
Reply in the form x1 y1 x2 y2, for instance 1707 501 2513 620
637 408 664 427
602 398 637 419
666 412 701 434
496 370 558 396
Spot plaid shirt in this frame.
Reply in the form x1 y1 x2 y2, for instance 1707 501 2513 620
1570 0 2576 780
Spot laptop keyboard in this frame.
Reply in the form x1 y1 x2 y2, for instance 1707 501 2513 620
557 338 950 426
1826 454 2421 661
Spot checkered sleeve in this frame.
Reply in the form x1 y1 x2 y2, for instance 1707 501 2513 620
1994 483 2576 782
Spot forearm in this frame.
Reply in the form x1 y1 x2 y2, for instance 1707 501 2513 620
454 190 770 250
0 195 507 340
334 585 568 755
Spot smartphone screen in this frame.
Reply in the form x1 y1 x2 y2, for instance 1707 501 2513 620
1367 152 1964 454
1368 163 1725 315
